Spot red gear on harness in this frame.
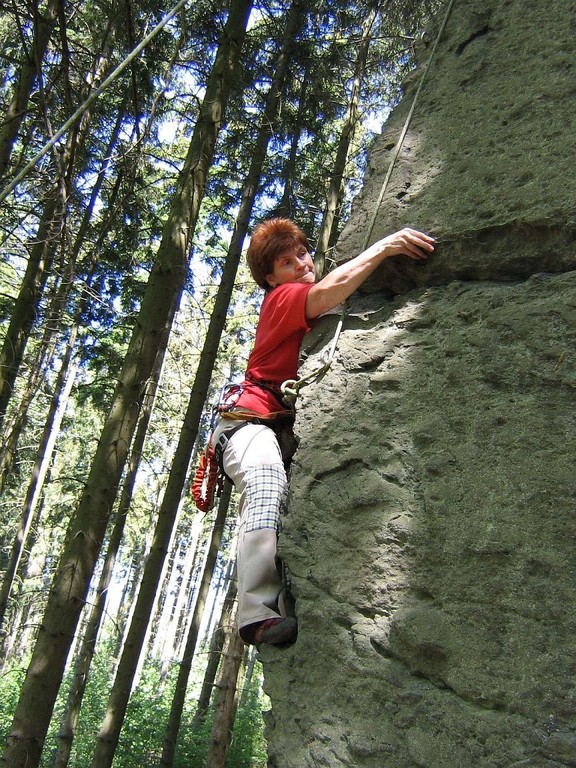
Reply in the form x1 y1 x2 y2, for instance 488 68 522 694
191 444 222 512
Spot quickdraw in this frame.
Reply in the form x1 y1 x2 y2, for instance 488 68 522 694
191 443 223 513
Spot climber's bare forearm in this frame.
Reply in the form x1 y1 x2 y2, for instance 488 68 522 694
305 228 435 320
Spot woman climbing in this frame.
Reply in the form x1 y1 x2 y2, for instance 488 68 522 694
212 218 435 647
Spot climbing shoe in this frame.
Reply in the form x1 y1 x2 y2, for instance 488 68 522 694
254 616 298 648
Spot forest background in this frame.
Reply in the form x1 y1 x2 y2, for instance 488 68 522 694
0 0 439 765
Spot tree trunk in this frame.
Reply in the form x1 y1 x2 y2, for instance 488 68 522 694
0 3 119 431
0 186 63 430
277 64 309 220
50 348 164 768
155 513 204 668
160 481 232 767
0 354 78 659
0 284 60 497
192 562 238 732
238 646 258 709
314 1 379 278
112 542 148 664
203 617 245 768
0 0 60 178
0 1 252 765
0 88 129 491
146 508 205 670
0 98 128 641
172 534 203 661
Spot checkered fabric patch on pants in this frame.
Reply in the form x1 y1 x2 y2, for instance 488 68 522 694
243 464 288 533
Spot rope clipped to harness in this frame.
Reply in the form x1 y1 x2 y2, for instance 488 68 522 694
191 443 222 512
281 303 347 404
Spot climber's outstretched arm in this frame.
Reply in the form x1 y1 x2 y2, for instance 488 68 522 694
305 228 434 320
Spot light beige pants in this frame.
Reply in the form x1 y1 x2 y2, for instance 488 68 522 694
212 419 288 634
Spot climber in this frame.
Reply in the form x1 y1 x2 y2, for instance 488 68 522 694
212 218 435 648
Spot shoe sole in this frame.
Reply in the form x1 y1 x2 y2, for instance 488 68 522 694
256 617 298 647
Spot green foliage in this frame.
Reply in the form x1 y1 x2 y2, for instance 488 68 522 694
0 666 25 738
226 669 269 768
172 663 269 768
114 662 179 767
0 646 269 767
0 258 18 323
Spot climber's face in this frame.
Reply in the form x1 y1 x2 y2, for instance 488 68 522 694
265 245 315 289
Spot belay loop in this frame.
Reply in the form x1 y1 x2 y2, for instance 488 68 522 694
191 443 222 513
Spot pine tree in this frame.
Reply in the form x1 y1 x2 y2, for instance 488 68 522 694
1 1 253 765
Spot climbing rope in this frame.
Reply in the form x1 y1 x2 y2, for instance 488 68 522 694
0 0 190 205
281 303 347 403
191 442 223 512
281 0 456 404
362 0 457 248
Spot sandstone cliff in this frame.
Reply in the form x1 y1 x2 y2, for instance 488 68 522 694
263 1 576 766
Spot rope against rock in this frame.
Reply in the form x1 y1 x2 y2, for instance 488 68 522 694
281 0 456 404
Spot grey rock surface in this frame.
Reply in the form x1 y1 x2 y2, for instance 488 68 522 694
262 1 576 766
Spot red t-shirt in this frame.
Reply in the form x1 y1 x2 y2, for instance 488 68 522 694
236 282 313 415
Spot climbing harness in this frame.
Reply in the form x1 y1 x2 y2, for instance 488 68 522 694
191 420 252 512
191 413 297 511
191 380 297 511
279 0 456 403
191 383 239 512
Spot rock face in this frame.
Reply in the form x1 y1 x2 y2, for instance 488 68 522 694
262 1 576 767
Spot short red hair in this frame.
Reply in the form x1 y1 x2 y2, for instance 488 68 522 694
246 218 311 291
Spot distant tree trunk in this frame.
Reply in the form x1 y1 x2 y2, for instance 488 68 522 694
0 471 54 666
0 93 127 488
238 646 258 709
203 617 245 768
0 353 78 657
0 96 129 639
160 481 232 768
0 186 63 431
201 559 229 648
50 348 164 768
277 65 309 220
170 533 203 661
314 0 379 278
147 509 205 667
9 99 127 471
0 1 252 765
0 8 118 432
0 287 61 496
112 542 148 663
0 0 59 178
192 562 238 732
146 544 175 657
153 506 209 669
153 536 196 668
